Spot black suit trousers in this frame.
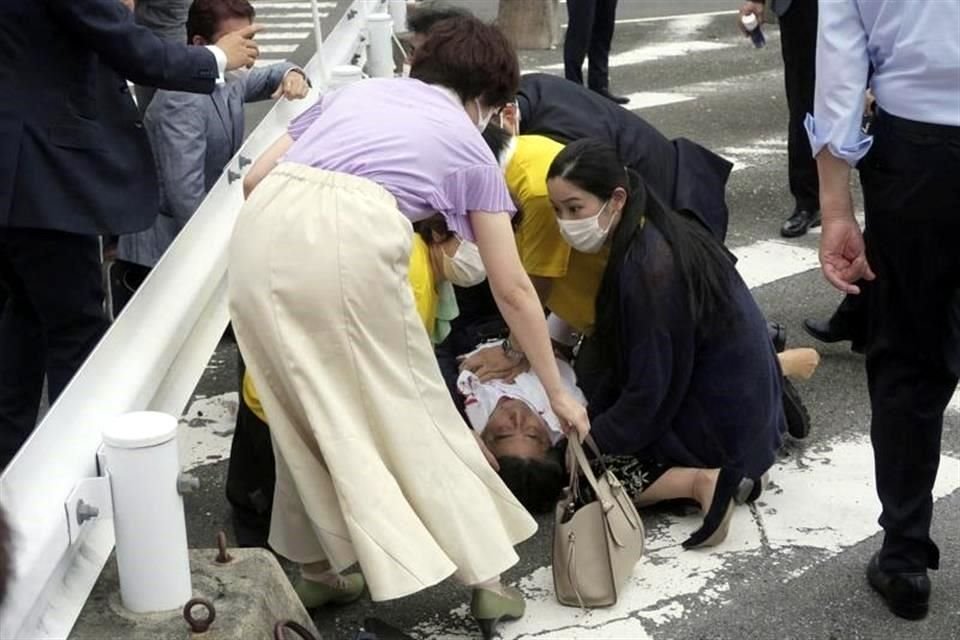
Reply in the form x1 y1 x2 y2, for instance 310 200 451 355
564 0 619 91
0 229 109 469
778 0 819 211
860 112 960 573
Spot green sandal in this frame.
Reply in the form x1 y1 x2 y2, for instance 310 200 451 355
294 573 365 609
471 586 525 640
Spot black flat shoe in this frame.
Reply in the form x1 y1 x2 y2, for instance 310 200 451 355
782 377 811 439
867 553 930 620
768 321 787 353
802 318 852 344
780 208 821 238
682 469 753 549
592 87 630 105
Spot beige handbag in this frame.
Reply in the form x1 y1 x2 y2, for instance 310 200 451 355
552 435 645 608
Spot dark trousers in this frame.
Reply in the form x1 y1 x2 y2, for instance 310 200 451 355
0 228 109 469
860 111 960 573
564 0 619 91
225 354 275 548
778 0 819 211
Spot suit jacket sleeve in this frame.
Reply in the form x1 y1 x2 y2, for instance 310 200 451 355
243 63 296 103
46 0 217 93
148 94 208 226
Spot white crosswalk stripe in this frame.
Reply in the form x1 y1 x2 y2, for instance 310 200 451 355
251 0 332 60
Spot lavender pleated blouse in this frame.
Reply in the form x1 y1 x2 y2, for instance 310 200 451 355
283 77 516 242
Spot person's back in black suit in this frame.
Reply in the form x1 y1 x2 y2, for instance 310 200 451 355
0 0 244 469
517 73 733 244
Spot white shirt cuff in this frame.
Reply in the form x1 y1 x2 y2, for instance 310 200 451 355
206 45 227 84
804 113 873 167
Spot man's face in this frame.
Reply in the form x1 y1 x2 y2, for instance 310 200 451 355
481 398 552 461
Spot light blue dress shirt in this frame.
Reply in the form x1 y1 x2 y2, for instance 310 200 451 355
805 0 960 166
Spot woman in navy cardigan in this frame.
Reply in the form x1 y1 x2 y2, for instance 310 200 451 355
547 139 787 548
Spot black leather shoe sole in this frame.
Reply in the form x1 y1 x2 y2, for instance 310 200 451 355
782 378 811 439
867 553 930 620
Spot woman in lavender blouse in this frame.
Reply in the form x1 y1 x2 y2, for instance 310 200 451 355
228 17 589 638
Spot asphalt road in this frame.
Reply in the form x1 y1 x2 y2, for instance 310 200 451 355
181 2 960 639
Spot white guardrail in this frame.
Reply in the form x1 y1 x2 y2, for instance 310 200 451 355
0 2 399 637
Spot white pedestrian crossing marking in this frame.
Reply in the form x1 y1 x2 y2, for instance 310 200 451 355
539 40 733 72
259 43 300 53
257 31 311 40
733 240 821 289
625 91 696 110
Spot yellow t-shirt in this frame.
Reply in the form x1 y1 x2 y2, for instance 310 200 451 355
242 234 438 422
507 135 609 333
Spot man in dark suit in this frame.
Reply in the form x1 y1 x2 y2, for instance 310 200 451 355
517 72 732 244
739 0 820 238
0 0 261 469
563 0 628 104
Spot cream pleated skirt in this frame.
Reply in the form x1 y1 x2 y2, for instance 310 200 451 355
227 163 537 601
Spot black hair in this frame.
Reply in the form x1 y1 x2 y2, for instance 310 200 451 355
479 123 524 230
413 214 454 245
497 448 565 514
481 123 513 164
405 1 472 34
547 139 735 369
186 0 255 44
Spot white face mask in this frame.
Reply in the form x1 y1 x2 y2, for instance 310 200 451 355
442 239 486 287
557 200 617 254
474 98 495 132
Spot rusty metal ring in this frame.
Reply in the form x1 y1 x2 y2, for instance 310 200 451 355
183 597 216 633
273 620 319 640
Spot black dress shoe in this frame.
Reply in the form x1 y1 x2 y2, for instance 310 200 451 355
768 321 787 353
781 377 811 439
780 208 821 238
592 87 630 105
802 318 852 344
867 553 930 620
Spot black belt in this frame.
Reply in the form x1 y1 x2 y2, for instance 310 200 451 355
879 109 960 140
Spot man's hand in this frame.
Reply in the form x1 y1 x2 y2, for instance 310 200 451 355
458 343 530 383
472 431 500 471
816 149 876 294
272 69 311 100
820 216 875 294
738 1 765 33
216 24 263 70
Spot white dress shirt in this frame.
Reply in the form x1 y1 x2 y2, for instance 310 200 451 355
805 0 960 166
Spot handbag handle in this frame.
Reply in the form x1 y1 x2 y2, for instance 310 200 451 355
567 436 643 534
566 436 608 507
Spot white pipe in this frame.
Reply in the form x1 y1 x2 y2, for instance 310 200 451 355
366 12 394 78
389 0 407 33
102 412 191 613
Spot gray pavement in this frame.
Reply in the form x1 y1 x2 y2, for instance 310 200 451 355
181 2 960 639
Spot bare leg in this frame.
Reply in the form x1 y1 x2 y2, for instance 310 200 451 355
633 467 719 511
778 347 821 379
